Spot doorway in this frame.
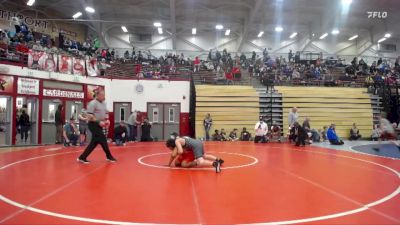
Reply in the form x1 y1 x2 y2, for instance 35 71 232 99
41 99 61 144
0 96 12 146
147 103 180 141
16 97 38 145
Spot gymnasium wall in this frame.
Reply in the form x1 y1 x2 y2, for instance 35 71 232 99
3 64 190 113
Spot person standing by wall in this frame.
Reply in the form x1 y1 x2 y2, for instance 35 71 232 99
55 104 64 144
78 109 89 146
19 110 30 143
127 110 140 142
288 107 299 142
77 90 117 163
203 113 213 141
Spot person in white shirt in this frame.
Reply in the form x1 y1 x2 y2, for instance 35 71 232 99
254 116 268 143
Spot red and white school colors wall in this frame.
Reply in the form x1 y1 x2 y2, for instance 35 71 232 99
0 64 191 145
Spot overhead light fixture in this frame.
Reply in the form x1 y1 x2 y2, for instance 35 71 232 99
384 33 391 38
257 31 264 38
289 32 298 38
378 37 386 43
348 35 358 40
158 27 163 34
85 7 95 13
225 29 230 36
153 22 162 27
72 12 82 19
192 28 196 35
319 33 328 39
215 24 223 30
331 29 340 35
341 0 352 5
312 33 315 37
121 26 128 33
275 26 283 32
26 0 35 6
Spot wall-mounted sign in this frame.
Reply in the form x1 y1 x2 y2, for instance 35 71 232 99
17 78 39 95
43 89 84 99
0 75 14 93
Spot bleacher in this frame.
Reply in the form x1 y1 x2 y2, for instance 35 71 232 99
276 86 374 139
195 85 259 139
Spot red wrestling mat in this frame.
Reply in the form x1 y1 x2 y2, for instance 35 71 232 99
0 142 399 225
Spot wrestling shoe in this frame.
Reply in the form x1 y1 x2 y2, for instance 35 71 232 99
106 157 117 163
212 160 221 173
77 158 90 164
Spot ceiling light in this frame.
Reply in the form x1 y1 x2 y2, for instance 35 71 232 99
72 12 82 19
153 22 162 27
215 24 223 30
85 7 95 13
158 27 163 34
257 31 264 38
348 35 358 40
341 0 352 5
378 37 386 43
312 33 315 37
384 33 391 38
289 32 298 38
121 26 128 32
331 29 340 35
275 26 283 32
225 29 230 36
26 0 35 6
192 28 196 35
319 33 328 39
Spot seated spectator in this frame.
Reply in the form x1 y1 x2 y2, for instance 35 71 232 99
327 124 344 145
302 117 320 143
212 129 222 141
63 117 79 147
114 121 128 146
254 116 268 143
229 128 239 141
240 127 251 141
320 126 328 141
349 123 362 140
269 122 281 142
371 124 381 141
141 117 153 142
220 128 229 141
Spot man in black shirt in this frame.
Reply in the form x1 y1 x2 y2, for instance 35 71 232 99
141 117 153 142
55 104 63 144
114 121 128 146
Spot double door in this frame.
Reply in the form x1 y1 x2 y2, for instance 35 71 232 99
0 96 12 146
147 103 180 141
41 99 83 144
16 97 38 145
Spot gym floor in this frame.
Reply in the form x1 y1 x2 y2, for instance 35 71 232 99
0 141 399 225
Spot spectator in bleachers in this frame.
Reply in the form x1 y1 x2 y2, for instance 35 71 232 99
212 129 222 141
240 127 251 141
194 56 200 72
203 113 213 141
327 124 344 145
254 116 268 143
349 123 362 140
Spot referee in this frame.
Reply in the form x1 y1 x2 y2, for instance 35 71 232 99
77 90 117 163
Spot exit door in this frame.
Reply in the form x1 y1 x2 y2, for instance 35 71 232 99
114 102 131 124
0 96 12 146
16 97 38 145
147 103 180 141
66 101 83 122
42 99 61 144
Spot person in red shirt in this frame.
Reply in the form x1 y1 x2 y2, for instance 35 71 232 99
194 56 200 72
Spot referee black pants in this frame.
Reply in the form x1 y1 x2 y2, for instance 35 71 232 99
79 121 114 160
